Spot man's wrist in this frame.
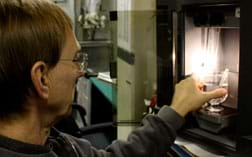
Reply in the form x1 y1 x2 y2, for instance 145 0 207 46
170 104 188 117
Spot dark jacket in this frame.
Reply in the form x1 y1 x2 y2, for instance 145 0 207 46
0 106 184 157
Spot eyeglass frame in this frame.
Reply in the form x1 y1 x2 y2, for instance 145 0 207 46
59 50 88 73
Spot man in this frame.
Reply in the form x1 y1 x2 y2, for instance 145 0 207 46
0 0 227 156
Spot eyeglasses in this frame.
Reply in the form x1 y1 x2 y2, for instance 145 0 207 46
73 52 88 73
60 52 88 73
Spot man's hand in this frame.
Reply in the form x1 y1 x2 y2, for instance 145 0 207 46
170 76 227 117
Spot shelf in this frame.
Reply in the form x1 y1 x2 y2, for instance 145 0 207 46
181 128 236 152
79 40 113 48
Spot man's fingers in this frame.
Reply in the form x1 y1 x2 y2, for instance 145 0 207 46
203 88 227 101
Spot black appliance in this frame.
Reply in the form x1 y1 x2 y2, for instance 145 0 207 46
157 0 252 155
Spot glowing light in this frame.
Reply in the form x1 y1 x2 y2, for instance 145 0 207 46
191 48 218 82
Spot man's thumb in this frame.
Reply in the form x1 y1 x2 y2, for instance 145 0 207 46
204 88 227 101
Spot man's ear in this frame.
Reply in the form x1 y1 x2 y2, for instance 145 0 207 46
31 61 49 99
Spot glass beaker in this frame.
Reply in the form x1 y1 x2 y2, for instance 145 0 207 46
203 69 229 112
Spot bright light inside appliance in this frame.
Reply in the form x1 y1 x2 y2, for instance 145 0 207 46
191 48 218 82
191 28 220 82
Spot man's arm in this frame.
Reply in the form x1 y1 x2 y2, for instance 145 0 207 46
69 76 227 157
71 105 184 157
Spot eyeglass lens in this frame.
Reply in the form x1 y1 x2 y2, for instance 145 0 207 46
77 52 88 72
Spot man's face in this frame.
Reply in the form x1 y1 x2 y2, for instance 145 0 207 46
46 30 83 118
